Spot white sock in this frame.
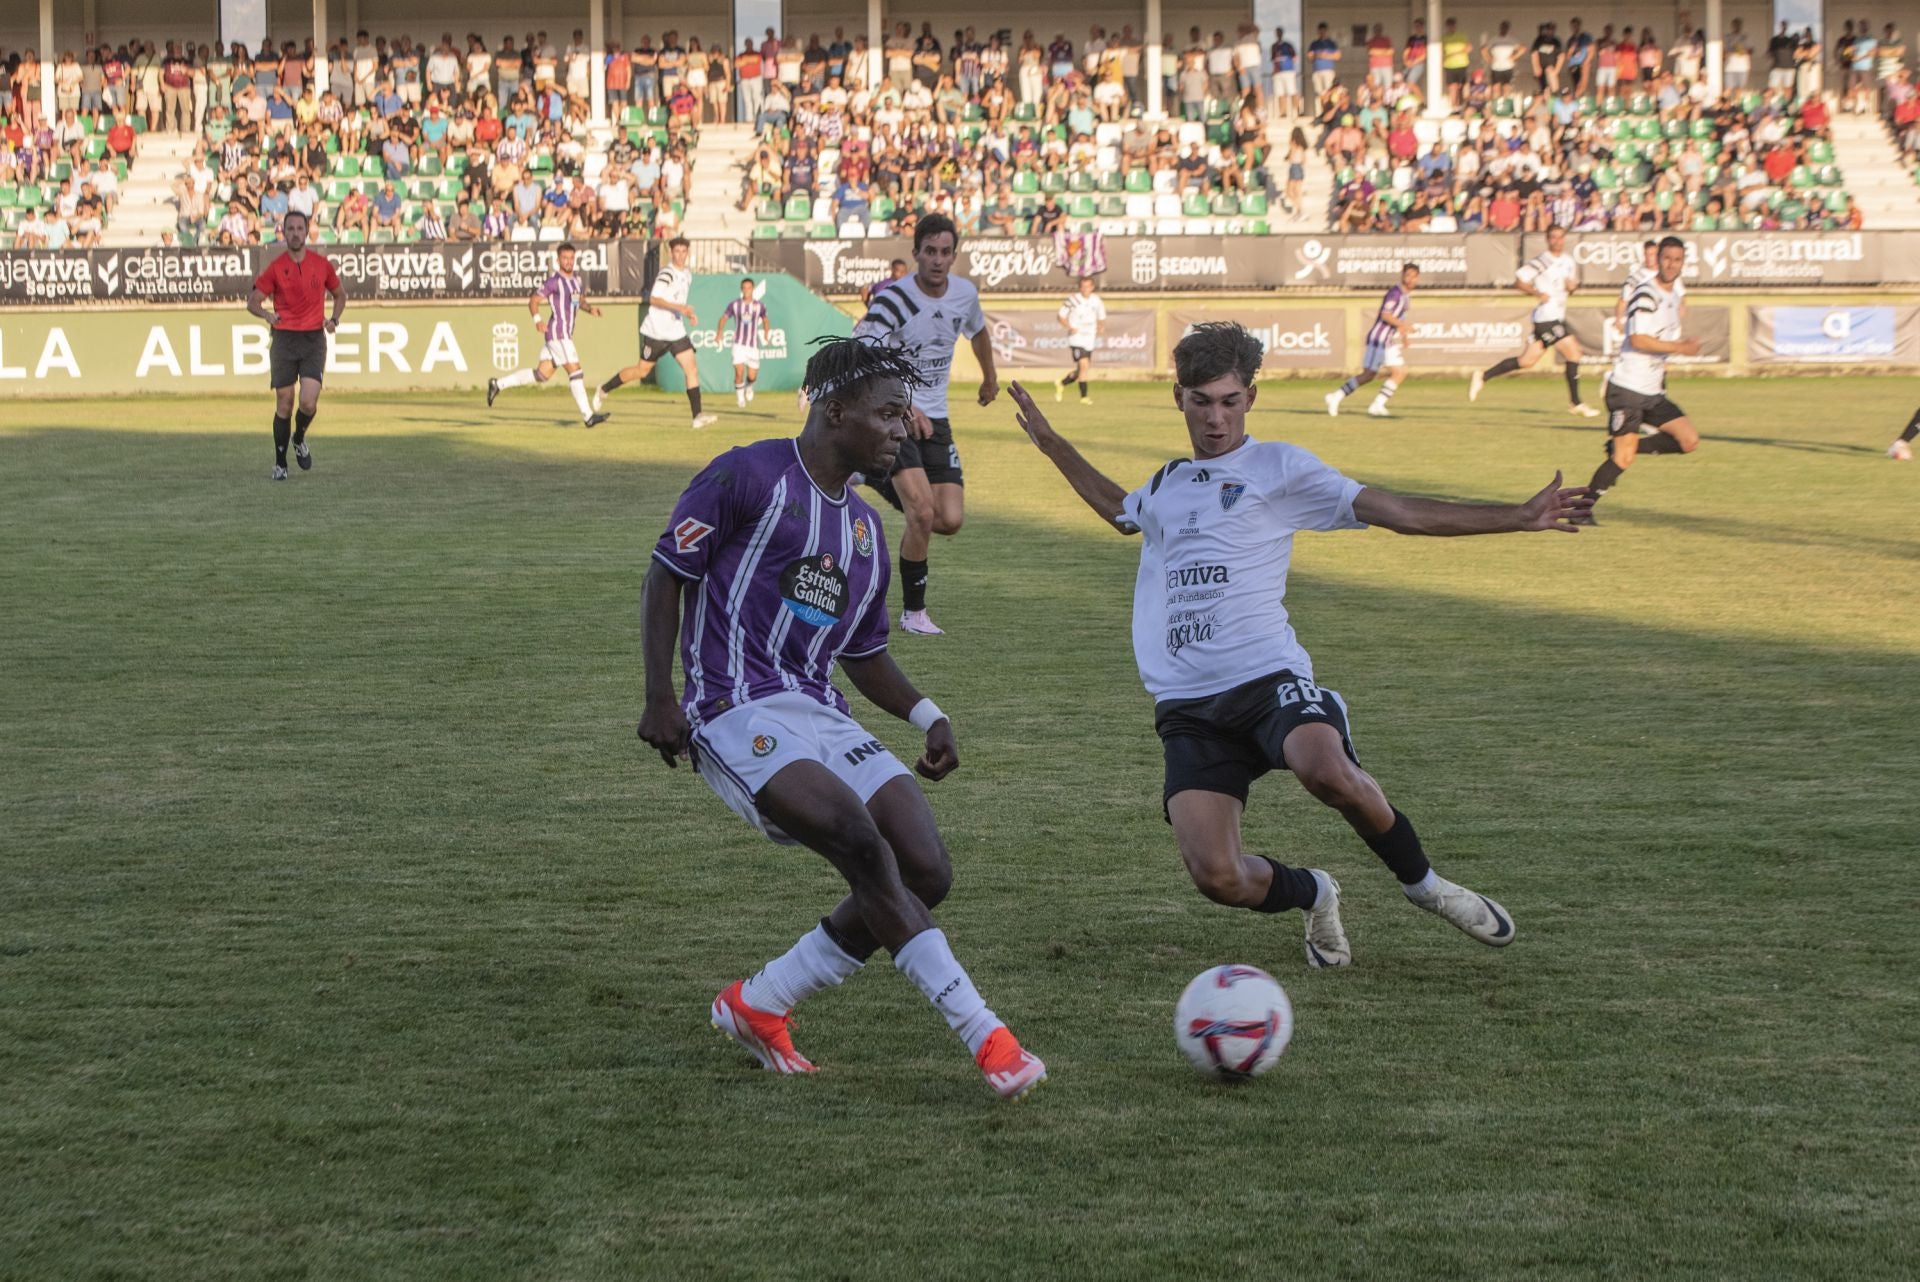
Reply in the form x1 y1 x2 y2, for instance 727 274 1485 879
569 373 593 419
1309 868 1334 911
893 927 1001 1054
497 368 538 390
740 923 866 1015
745 383 755 402
735 382 746 406
1403 869 1441 900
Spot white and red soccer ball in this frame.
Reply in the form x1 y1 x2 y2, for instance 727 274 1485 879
1174 964 1293 1081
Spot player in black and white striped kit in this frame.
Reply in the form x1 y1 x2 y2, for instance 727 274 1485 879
1055 277 1106 404
595 236 716 429
852 214 1001 636
1584 236 1702 522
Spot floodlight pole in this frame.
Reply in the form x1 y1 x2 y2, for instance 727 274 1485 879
589 0 607 123
1145 0 1163 118
311 0 327 91
39 0 53 120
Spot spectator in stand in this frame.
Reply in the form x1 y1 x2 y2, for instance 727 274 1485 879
482 197 513 238
1272 27 1301 118
1440 19 1470 108
450 199 482 240
287 171 317 223
372 180 405 235
107 110 138 162
1308 25 1341 111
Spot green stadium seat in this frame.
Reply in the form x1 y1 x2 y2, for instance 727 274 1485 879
621 105 646 126
1124 168 1151 193
1097 195 1125 217
1806 139 1835 165
1240 192 1268 216
410 179 437 199
342 228 365 243
416 156 443 177
0 187 15 209
447 154 468 176
130 114 147 133
1693 214 1718 231
1599 95 1623 116
962 103 984 122
1778 198 1808 221
1689 118 1712 139
359 155 383 177
755 197 781 221
807 222 836 238
323 133 339 154
527 153 553 174
1209 193 1240 216
870 195 895 221
1041 171 1067 194
751 224 780 239
1181 192 1210 217
1012 103 1037 123
1069 194 1097 218
1635 119 1660 141
646 106 669 126
1011 218 1030 236
1069 171 1095 194
784 193 811 220
1248 219 1268 234
1627 93 1653 115
82 138 106 161
1790 165 1815 190
1592 165 1620 189
1826 190 1851 213
1815 164 1841 186
331 155 357 176
1011 171 1038 195
438 178 462 200
1097 171 1123 193
16 185 42 209
1206 121 1230 146
1627 161 1653 186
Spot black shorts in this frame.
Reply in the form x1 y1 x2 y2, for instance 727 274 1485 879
893 416 963 486
1532 320 1573 347
640 334 694 363
1490 68 1514 85
1154 668 1358 817
270 328 328 388
1606 384 1685 436
1070 346 1093 363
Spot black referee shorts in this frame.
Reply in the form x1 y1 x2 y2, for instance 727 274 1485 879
270 328 328 388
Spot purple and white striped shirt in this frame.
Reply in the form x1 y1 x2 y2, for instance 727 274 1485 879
536 270 584 340
1366 284 1409 347
652 439 891 725
720 297 767 349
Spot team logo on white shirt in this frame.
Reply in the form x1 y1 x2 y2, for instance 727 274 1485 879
1219 483 1247 512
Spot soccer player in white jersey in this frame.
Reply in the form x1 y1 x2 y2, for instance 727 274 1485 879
1054 276 1106 404
638 337 1045 1100
1470 224 1600 417
1010 322 1593 969
1585 236 1701 522
715 277 771 408
1601 239 1661 400
1326 262 1417 418
485 242 611 427
595 236 716 429
851 214 1001 636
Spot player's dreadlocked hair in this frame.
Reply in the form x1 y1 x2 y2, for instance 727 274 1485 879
801 335 925 406
1172 321 1265 390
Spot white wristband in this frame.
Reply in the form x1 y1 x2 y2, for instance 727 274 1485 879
908 698 946 732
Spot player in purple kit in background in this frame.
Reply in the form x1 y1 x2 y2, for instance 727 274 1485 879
637 336 1047 1101
860 258 909 309
716 277 771 409
485 242 610 427
1326 263 1418 418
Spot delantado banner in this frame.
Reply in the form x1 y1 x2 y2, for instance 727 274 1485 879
0 241 628 306
1403 304 1731 366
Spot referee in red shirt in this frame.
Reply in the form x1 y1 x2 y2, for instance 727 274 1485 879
246 210 345 480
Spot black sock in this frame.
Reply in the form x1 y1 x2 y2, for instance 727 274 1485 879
1060 370 1077 385
1361 808 1433 885
900 557 929 612
599 373 624 394
687 387 702 417
1900 408 1920 442
292 408 314 444
272 414 291 466
1254 857 1321 913
1564 361 1581 405
819 914 878 963
1484 356 1522 380
1078 381 1088 399
1590 458 1625 495
1637 433 1684 455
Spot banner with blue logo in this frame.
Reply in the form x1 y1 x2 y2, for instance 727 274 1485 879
1749 306 1920 364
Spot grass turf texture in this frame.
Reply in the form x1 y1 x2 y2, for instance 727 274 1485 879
3 376 1917 1279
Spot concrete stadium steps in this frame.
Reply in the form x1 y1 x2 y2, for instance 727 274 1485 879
1830 110 1920 230
103 134 198 247
682 123 762 240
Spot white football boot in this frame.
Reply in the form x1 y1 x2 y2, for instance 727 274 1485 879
1408 875 1515 947
1303 872 1351 969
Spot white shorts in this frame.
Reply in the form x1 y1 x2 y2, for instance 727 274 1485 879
691 692 912 844
541 337 580 367
1363 339 1405 370
1275 71 1299 97
731 343 761 369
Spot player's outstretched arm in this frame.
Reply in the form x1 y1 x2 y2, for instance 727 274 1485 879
839 652 959 781
637 561 692 767
1354 471 1595 536
1007 381 1137 536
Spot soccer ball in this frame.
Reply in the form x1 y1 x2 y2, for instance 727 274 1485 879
1174 964 1294 1081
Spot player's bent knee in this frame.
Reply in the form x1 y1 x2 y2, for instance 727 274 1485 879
1298 762 1368 812
901 851 954 908
1186 856 1254 906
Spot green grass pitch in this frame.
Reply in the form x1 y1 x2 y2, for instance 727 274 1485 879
3 376 1917 1278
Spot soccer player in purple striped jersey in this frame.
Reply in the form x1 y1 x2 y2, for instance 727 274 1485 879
1326 263 1417 418
715 277 772 409
637 336 1046 1100
486 243 610 427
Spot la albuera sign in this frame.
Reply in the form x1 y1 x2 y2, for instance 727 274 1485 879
0 303 640 395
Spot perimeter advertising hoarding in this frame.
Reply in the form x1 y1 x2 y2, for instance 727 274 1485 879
1165 307 1348 370
982 308 1156 369
650 272 853 392
0 304 637 395
1533 231 1920 287
1748 305 1920 364
1402 305 1533 366
1564 306 1733 365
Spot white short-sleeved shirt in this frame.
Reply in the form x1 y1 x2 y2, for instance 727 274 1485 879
1612 277 1685 395
1621 264 1657 297
1119 438 1367 702
640 263 692 341
1060 292 1106 348
1517 249 1580 324
851 271 985 419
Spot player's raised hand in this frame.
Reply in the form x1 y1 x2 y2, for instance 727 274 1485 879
637 700 692 768
1518 471 1597 533
1008 381 1062 452
916 719 959 781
